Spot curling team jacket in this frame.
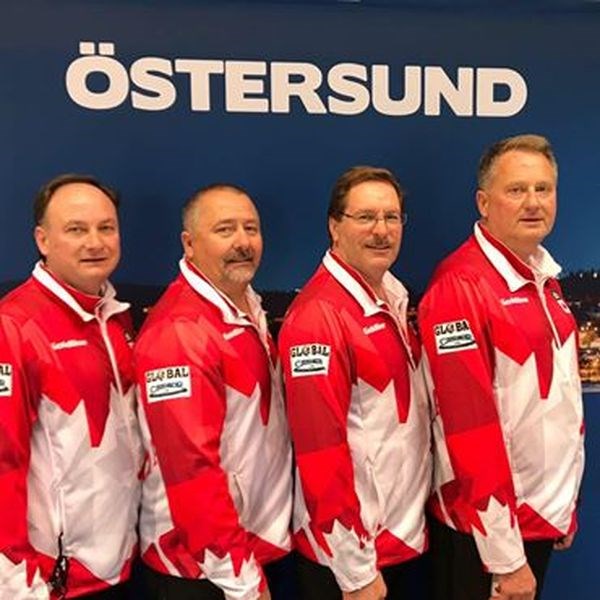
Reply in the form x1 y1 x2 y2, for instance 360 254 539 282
134 259 292 600
0 263 142 599
418 223 585 574
279 251 431 593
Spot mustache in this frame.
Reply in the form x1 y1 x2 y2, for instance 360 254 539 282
365 235 391 249
224 248 255 263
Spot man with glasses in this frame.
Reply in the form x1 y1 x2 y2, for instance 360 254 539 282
418 134 584 600
279 166 431 600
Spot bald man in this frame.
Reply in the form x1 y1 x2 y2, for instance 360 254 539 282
134 184 293 600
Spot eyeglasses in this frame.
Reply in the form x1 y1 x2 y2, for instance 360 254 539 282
339 211 407 227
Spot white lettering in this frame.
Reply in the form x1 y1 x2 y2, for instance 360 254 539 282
424 67 474 117
327 63 369 116
271 62 327 114
64 42 529 118
65 41 129 110
225 61 269 113
175 59 224 111
131 57 176 111
372 64 421 116
476 67 527 117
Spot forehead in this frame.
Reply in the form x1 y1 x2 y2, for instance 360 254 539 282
195 189 259 225
46 183 117 222
345 180 401 211
491 150 556 182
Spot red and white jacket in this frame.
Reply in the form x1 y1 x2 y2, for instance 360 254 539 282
134 259 292 600
279 251 431 593
418 223 585 574
0 263 142 599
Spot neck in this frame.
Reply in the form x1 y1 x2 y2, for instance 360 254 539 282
221 283 251 313
362 272 386 299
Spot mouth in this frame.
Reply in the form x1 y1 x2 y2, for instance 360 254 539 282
225 257 255 267
80 257 108 265
365 244 391 251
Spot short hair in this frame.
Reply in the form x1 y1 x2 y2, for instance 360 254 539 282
34 173 119 226
477 134 558 189
182 183 251 231
328 165 404 222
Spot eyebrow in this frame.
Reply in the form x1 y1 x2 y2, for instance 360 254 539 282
213 218 259 226
64 218 117 226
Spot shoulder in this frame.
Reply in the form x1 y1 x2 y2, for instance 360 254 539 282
0 278 51 324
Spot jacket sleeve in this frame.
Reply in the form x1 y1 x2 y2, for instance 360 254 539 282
418 272 526 574
135 318 264 600
0 315 49 598
279 302 377 592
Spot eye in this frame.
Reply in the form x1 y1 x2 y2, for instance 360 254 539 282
356 213 375 225
99 224 117 233
535 183 553 195
506 185 525 197
384 212 401 224
66 225 85 234
215 225 235 236
245 224 259 235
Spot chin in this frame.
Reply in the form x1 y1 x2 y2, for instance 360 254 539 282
226 267 257 285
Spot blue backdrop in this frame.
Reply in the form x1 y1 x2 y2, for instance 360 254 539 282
2 0 600 295
1 2 598 598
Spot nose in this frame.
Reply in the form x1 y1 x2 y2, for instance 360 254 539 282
84 228 104 249
371 215 389 234
523 187 542 209
232 225 252 248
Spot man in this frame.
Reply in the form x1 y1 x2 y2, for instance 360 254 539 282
279 166 431 600
134 184 292 600
418 134 584 600
0 174 141 598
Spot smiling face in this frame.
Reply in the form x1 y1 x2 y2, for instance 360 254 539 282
34 182 120 295
329 180 403 288
181 187 263 299
476 149 557 261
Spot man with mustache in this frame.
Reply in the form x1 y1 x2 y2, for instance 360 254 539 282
418 134 584 600
279 166 431 600
0 174 141 598
134 184 293 600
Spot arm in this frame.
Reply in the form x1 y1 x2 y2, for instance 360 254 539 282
135 318 265 600
279 303 379 593
418 273 526 575
0 315 48 598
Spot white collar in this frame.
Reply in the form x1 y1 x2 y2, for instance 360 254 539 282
32 262 129 322
474 223 561 292
179 258 268 336
322 251 409 323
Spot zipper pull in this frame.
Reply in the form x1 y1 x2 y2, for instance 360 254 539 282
49 532 70 599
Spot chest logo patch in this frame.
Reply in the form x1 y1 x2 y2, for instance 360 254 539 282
551 290 572 314
434 319 478 354
290 344 331 377
145 365 191 402
0 363 13 397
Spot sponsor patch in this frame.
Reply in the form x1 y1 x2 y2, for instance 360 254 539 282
290 344 331 377
51 339 89 351
0 363 13 397
500 297 529 306
434 319 478 354
363 323 386 336
145 365 191 402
